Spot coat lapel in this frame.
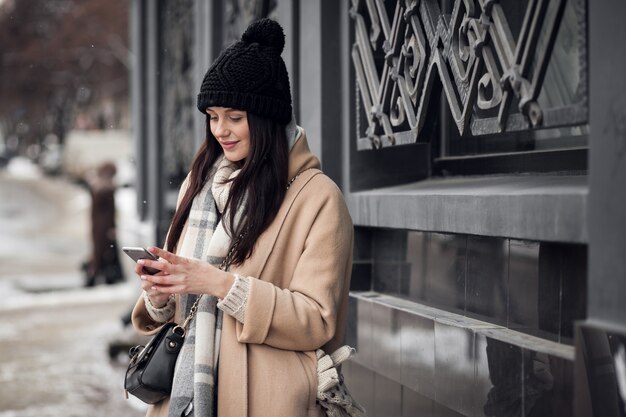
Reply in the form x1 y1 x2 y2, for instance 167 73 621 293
231 168 321 279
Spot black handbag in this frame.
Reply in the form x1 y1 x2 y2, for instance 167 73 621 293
124 238 241 404
124 321 185 404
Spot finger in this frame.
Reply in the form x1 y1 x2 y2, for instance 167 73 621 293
150 284 185 295
138 259 170 274
143 281 175 295
148 247 181 264
141 280 156 292
142 273 176 286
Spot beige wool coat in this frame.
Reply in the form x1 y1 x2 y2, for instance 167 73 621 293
132 132 354 417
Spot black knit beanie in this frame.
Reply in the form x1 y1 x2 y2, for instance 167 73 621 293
197 18 292 124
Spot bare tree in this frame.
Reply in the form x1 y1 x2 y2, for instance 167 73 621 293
0 0 129 151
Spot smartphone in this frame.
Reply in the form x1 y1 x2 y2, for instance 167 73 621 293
122 246 161 275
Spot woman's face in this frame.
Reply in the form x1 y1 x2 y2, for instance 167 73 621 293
206 107 251 162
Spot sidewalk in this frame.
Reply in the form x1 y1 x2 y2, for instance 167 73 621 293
0 162 148 416
0 284 147 417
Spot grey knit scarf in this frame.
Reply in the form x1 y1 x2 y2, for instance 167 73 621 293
168 158 236 417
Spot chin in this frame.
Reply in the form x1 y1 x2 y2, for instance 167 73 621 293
224 153 246 162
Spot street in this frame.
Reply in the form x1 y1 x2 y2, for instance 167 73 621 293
0 161 147 416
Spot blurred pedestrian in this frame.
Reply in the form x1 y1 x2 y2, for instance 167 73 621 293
130 18 356 417
83 161 124 286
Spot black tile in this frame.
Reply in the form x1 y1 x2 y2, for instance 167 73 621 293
374 373 402 417
399 310 435 398
508 240 558 340
425 233 467 314
402 385 433 417
434 322 475 416
373 228 409 262
559 244 587 343
466 236 509 326
521 349 574 417
353 226 373 260
370 302 402 382
373 261 404 294
475 335 523 417
351 261 372 291
536 243 588 344
399 231 428 302
372 229 410 295
345 295 358 349
536 243 566 339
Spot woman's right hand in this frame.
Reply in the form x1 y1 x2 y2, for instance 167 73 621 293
134 262 171 308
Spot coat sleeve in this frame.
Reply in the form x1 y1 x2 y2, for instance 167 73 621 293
236 182 354 351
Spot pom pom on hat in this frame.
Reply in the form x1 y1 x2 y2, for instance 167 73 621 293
197 18 292 124
241 18 285 53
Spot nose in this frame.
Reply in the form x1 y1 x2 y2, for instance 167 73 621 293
213 118 230 138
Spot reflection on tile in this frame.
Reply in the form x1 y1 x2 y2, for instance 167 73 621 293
575 324 626 417
474 334 492 417
542 354 574 417
344 361 375 415
374 373 402 417
425 233 466 314
475 335 523 417
402 386 433 417
466 236 508 326
355 297 372 366
370 302 401 382
435 322 475 416
432 401 466 417
522 349 574 417
399 310 435 398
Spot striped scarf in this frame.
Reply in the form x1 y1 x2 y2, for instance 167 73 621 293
168 156 241 417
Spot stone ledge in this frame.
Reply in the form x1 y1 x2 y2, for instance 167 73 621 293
346 174 587 243
350 291 575 360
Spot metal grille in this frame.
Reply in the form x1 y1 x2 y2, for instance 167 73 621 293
351 0 588 150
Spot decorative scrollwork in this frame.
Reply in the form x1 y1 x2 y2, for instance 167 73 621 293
351 0 588 149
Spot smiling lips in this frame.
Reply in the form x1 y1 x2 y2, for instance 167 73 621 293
220 141 239 150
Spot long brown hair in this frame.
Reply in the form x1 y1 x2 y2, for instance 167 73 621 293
165 113 289 265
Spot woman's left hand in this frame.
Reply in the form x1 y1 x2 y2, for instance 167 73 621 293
138 247 234 299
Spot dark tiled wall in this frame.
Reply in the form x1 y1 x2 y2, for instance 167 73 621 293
352 227 588 344
344 295 575 417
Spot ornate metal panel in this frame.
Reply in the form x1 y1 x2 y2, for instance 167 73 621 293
351 0 588 150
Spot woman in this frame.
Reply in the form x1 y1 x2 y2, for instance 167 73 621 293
83 161 123 286
131 18 354 417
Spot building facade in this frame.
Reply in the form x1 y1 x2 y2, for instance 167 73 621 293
131 1 626 416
